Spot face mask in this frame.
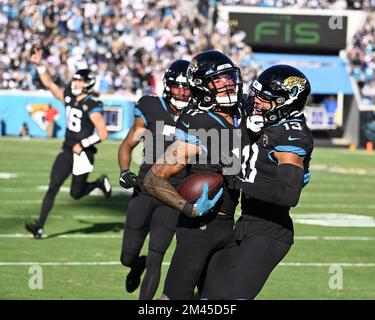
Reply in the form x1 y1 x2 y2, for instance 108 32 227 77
170 97 189 110
216 94 238 106
71 82 83 96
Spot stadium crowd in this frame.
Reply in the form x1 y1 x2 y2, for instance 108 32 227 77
347 13 375 104
221 0 375 10
0 0 259 96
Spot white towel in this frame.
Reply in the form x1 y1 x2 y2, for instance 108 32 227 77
73 151 93 176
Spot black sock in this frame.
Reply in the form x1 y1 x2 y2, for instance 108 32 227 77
37 184 60 228
139 251 164 300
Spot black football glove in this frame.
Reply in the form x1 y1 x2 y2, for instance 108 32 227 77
119 169 138 189
224 174 243 191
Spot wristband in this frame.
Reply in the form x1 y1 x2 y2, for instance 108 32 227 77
80 133 101 148
182 202 194 217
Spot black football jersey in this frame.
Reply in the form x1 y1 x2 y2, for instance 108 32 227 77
240 116 314 232
175 108 251 216
134 95 187 186
63 86 103 149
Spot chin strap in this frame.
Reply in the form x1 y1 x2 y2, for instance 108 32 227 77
170 98 189 110
71 86 83 96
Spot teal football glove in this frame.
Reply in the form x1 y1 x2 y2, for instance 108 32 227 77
193 183 223 217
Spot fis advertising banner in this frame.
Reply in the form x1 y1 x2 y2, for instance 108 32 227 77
229 12 347 53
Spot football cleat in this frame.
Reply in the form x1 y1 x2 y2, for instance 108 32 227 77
126 255 146 293
25 222 43 239
98 175 112 198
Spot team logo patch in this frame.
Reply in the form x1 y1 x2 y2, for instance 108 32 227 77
263 133 269 147
199 223 207 231
83 104 88 111
65 96 71 103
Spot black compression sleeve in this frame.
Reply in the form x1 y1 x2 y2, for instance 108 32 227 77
241 163 304 207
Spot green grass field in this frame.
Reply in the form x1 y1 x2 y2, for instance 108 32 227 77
1 137 375 300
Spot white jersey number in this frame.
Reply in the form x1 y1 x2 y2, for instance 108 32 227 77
283 122 302 131
233 143 259 183
245 143 259 183
66 106 82 133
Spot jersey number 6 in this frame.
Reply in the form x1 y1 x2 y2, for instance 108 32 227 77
66 106 82 133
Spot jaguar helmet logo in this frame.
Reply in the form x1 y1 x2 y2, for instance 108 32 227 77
187 59 200 87
189 59 199 72
282 76 306 97
280 76 307 106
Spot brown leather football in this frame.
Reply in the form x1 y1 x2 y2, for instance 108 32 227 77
177 172 223 203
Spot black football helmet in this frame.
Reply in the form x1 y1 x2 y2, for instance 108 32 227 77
247 64 311 130
163 60 191 110
186 50 242 111
71 69 96 96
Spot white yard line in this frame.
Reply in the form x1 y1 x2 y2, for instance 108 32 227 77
0 261 374 267
0 214 123 220
294 236 375 241
1 200 69 205
0 215 63 219
278 262 375 267
298 204 375 209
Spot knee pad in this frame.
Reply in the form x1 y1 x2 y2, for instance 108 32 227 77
120 252 138 267
70 187 83 200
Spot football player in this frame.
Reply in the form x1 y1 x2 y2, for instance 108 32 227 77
222 65 314 299
143 50 250 300
118 60 192 300
25 46 112 239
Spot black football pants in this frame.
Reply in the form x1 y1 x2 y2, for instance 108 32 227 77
36 147 99 228
162 214 235 300
208 214 292 300
120 192 179 300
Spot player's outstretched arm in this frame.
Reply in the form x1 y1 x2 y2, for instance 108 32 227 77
118 117 145 188
29 46 64 103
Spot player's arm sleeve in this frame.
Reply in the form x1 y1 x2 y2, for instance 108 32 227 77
242 132 313 207
133 96 149 127
241 163 304 207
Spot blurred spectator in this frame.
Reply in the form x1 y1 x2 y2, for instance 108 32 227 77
0 119 5 136
19 122 31 139
362 79 375 104
322 95 338 127
347 13 375 105
44 104 59 138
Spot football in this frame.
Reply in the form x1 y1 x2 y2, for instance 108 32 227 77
177 171 223 203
